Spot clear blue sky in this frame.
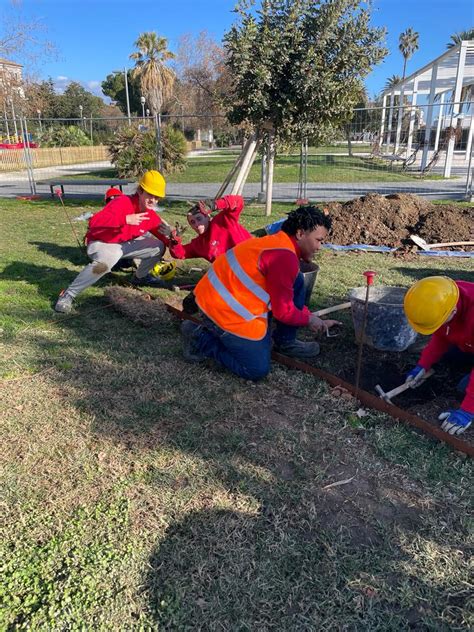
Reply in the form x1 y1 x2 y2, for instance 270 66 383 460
3 0 473 99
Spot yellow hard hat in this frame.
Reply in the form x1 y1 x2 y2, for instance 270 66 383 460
404 276 459 335
150 260 176 282
139 170 166 198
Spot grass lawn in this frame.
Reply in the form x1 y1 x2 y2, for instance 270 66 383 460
75 152 441 185
1 198 473 629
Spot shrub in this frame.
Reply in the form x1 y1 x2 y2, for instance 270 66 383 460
107 124 187 178
37 125 92 147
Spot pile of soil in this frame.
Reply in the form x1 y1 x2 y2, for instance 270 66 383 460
325 193 473 248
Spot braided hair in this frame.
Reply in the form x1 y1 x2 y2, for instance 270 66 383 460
281 205 332 236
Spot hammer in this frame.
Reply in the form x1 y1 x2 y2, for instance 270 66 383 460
375 369 434 404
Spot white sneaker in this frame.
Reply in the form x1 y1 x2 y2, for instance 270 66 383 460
55 290 74 313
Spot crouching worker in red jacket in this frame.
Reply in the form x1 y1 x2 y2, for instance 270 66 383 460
170 195 252 263
55 170 170 313
180 206 341 380
404 277 474 435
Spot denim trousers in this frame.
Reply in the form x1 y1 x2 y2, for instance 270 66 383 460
194 272 306 380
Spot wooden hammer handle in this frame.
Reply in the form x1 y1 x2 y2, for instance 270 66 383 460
384 368 434 400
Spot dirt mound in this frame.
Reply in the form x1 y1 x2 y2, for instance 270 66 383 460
326 193 473 248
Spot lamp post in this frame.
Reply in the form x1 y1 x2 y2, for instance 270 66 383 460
37 109 42 132
79 104 83 128
146 108 150 118
140 96 146 123
9 98 18 140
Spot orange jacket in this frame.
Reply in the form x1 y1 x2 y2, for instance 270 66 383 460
195 231 297 340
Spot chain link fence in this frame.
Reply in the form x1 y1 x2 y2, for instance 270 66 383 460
0 104 472 202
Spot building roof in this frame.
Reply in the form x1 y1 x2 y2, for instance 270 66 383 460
0 58 23 68
381 40 474 97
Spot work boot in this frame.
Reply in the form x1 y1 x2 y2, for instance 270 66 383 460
54 290 74 313
274 339 320 360
130 273 172 289
181 320 206 363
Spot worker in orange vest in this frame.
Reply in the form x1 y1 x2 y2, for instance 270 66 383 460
180 206 341 380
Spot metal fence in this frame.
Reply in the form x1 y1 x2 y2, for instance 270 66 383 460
0 104 472 203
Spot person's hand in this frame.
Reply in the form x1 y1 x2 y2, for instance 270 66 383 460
126 212 149 226
405 365 426 388
308 315 342 334
197 200 214 215
438 408 473 435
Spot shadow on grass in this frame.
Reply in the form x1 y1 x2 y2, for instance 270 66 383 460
3 299 470 628
30 241 87 266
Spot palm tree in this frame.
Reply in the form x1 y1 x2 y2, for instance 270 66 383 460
130 32 175 115
384 74 402 92
445 28 474 110
398 28 419 80
447 28 474 48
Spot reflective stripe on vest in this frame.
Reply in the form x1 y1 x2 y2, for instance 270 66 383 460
226 249 271 308
207 267 267 322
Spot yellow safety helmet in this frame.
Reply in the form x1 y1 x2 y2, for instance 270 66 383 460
139 170 166 198
150 260 177 282
404 276 459 335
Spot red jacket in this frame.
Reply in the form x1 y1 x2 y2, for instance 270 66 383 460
170 195 252 262
418 281 474 412
85 194 168 245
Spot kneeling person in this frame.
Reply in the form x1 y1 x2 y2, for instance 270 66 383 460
404 276 473 435
181 206 340 380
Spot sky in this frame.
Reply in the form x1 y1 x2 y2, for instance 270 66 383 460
2 0 473 100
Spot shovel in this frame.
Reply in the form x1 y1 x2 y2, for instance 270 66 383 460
410 234 474 250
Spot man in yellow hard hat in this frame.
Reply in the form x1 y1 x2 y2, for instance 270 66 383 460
404 276 474 435
55 170 171 313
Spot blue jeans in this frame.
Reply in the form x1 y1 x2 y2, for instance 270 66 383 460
194 272 306 380
195 316 272 380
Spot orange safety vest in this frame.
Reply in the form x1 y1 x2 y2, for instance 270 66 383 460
194 231 297 340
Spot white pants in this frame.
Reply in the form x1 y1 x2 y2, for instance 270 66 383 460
66 235 165 298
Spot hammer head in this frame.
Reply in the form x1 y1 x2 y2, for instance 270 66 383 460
375 384 392 404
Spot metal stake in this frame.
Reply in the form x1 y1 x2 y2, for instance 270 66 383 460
354 270 376 400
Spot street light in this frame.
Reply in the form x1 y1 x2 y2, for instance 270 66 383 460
37 109 42 132
140 96 146 122
112 67 132 125
9 98 18 140
79 104 83 128
146 108 150 117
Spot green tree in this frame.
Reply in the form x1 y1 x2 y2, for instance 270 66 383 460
54 82 104 119
101 70 142 116
107 123 186 177
129 32 175 115
224 0 387 146
398 27 419 79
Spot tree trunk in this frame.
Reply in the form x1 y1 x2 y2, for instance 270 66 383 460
265 132 275 217
346 124 353 157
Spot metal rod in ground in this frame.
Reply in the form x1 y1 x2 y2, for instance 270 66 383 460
354 283 370 399
165 304 474 457
354 270 376 400
56 193 86 253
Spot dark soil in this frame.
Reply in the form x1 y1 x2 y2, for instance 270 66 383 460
335 346 473 442
326 193 474 248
